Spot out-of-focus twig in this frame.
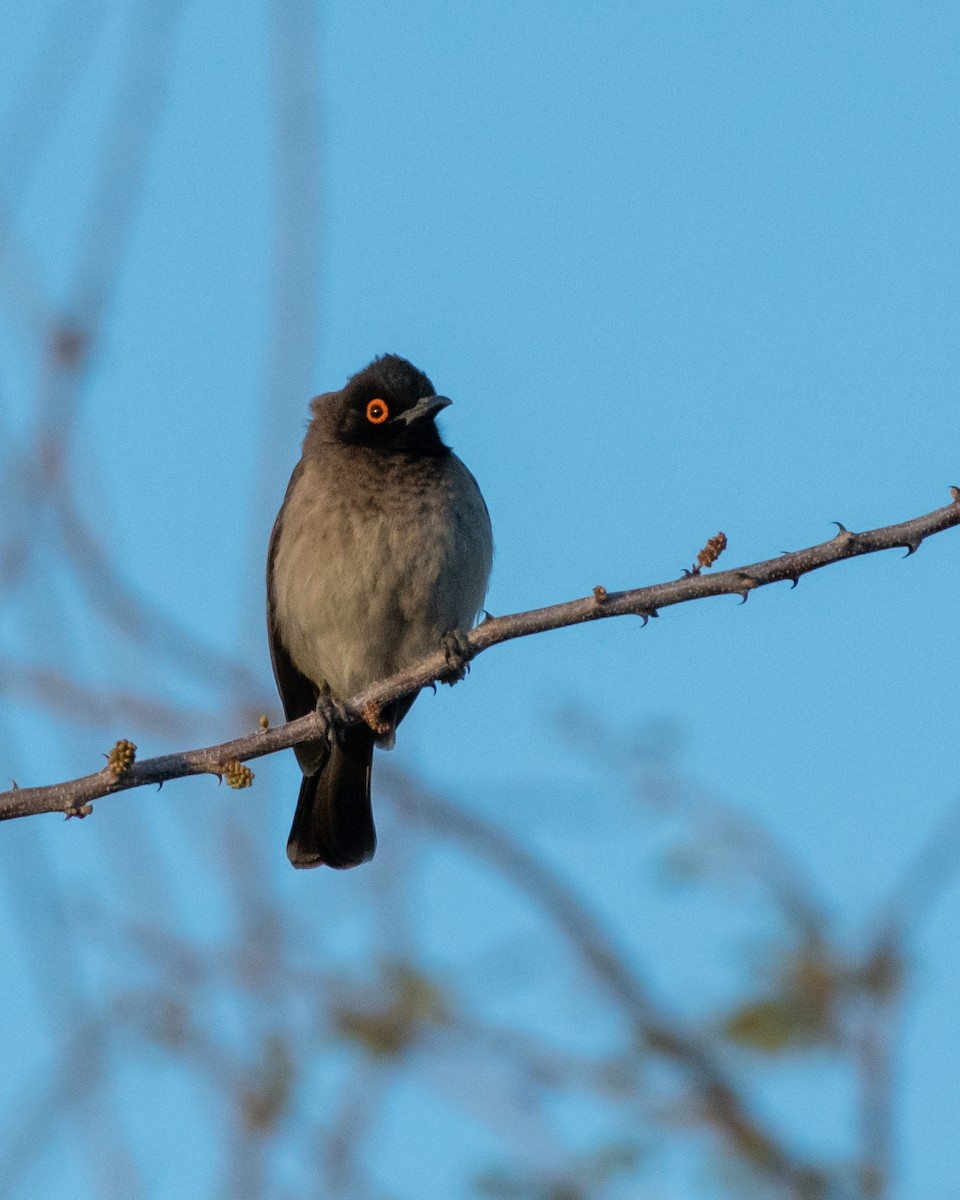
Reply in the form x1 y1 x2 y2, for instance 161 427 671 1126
849 793 960 1200
385 766 830 1198
557 706 829 940
54 495 267 701
864 792 960 953
0 657 216 740
241 0 325 654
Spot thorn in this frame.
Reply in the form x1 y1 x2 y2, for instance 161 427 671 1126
735 574 758 604
10 780 18 790
680 567 694 578
428 681 437 695
480 609 495 623
832 521 858 547
593 585 607 604
901 537 922 557
831 522 856 542
950 485 959 503
788 575 799 589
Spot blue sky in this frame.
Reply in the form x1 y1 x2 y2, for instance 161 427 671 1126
1 2 960 1196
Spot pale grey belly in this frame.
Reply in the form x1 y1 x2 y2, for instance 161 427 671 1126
272 455 491 698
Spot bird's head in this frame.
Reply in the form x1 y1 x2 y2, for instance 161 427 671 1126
316 354 452 454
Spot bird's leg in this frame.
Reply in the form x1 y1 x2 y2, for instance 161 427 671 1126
438 628 474 685
315 684 350 747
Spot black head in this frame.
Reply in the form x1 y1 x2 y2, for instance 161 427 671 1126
318 354 452 454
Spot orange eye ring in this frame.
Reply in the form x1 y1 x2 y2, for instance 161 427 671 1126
366 398 389 424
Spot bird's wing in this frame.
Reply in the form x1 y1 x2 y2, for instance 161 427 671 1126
266 460 321 727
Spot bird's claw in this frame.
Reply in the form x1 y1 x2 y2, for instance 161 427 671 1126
315 685 349 747
439 629 474 684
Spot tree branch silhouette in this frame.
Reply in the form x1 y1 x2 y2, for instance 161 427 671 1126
2 489 958 822
387 766 831 1197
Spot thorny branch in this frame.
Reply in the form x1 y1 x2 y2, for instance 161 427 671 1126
1 490 958 823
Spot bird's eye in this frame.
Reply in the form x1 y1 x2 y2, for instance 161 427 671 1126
366 398 389 424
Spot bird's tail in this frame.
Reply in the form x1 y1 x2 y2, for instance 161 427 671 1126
286 725 376 869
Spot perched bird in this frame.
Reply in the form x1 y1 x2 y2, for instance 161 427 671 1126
267 354 493 869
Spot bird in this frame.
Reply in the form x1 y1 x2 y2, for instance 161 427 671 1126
267 354 493 869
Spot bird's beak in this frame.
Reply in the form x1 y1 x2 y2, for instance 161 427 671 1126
396 395 452 425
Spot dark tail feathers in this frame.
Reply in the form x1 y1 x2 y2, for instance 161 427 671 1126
286 725 376 869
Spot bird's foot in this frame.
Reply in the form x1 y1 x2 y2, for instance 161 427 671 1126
315 685 349 747
439 629 474 685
